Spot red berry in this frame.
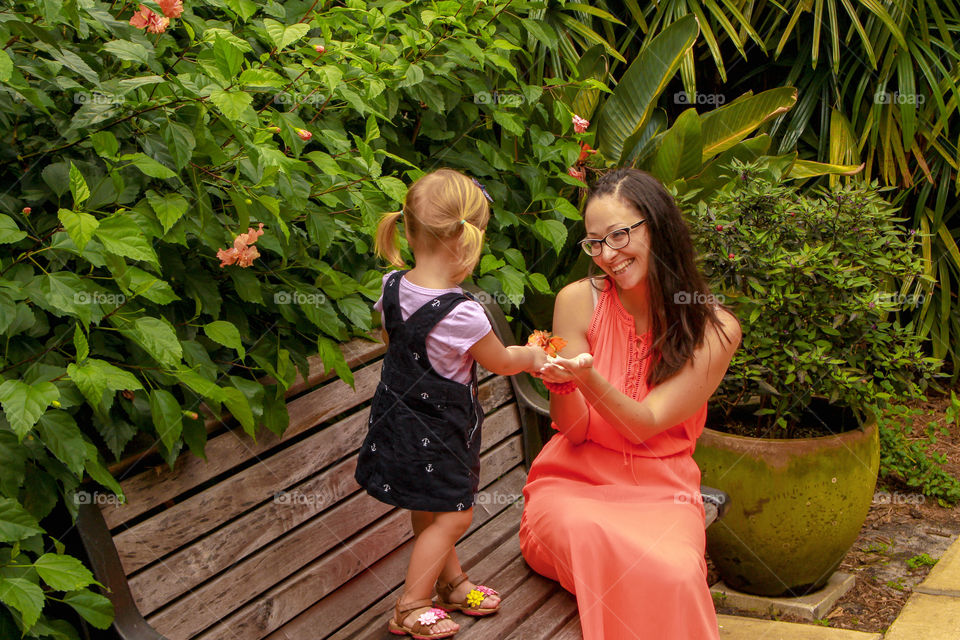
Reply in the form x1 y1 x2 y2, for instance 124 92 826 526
715 224 723 231
728 253 735 259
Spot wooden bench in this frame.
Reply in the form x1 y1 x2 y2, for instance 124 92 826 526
77 289 728 640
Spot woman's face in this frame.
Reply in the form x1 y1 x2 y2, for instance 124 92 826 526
583 195 650 290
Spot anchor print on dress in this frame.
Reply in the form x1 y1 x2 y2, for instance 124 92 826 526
383 483 391 492
431 299 441 308
370 442 377 452
413 352 420 361
456 502 465 511
421 437 430 447
425 463 434 473
421 392 429 400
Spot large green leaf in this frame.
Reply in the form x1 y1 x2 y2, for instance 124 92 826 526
121 317 182 368
0 380 59 441
95 214 160 267
596 15 699 163
700 87 798 161
35 554 95 592
0 577 43 629
648 108 703 183
57 209 98 251
36 412 87 477
0 498 43 542
64 589 113 629
149 389 182 452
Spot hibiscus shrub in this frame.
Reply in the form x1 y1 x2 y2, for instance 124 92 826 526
0 0 591 634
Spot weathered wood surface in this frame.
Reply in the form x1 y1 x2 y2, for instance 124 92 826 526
188 446 526 640
101 360 385 529
132 403 523 617
130 402 523 615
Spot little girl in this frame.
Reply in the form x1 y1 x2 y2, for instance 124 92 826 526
355 169 547 639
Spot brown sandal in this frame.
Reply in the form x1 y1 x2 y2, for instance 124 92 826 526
435 572 501 617
388 597 459 639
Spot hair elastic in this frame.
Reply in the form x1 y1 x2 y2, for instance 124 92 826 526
460 219 466 225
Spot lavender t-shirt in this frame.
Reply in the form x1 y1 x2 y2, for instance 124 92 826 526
374 271 492 384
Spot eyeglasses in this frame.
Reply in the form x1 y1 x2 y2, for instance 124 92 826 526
578 220 646 256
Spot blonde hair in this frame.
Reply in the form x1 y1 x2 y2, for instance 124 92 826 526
374 168 491 280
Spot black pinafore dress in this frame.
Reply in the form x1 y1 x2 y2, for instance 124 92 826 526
354 270 484 512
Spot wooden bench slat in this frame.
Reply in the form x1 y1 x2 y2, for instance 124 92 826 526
167 437 524 640
101 361 384 529
281 339 386 398
455 570 558 640
504 589 579 640
291 471 527 640
336 508 530 640
131 403 523 615
552 615 585 640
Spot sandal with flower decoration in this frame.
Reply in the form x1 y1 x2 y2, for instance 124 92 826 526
387 598 459 639
435 573 501 617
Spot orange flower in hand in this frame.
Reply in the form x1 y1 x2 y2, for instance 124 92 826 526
527 330 567 357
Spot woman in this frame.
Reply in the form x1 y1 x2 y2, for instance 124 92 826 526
520 169 741 639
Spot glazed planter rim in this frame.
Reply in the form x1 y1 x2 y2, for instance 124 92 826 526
701 416 876 445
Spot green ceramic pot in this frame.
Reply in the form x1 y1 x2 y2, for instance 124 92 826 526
693 404 879 597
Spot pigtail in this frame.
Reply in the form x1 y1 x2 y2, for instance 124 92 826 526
374 210 405 267
455 220 485 278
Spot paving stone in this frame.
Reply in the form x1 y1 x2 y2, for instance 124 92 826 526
718 614 881 639
916 534 960 596
711 573 856 621
883 594 960 640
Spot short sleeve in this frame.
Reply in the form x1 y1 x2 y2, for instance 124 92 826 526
434 300 492 354
373 270 399 313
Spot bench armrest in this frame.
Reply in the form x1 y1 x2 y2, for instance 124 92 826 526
77 503 168 640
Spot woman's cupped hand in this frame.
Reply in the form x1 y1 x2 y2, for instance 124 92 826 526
539 353 594 383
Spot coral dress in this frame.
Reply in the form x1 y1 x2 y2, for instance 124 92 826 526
519 284 720 640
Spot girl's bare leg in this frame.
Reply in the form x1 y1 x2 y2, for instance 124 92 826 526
396 509 473 633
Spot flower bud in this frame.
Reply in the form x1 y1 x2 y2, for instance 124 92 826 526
266 126 281 134
183 410 199 420
21 207 30 215
314 44 326 54
295 128 312 141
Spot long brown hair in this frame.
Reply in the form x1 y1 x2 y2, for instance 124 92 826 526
585 168 735 387
374 169 489 280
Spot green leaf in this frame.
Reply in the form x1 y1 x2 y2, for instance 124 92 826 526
597 15 699 163
118 152 176 179
209 88 253 121
64 589 113 629
213 35 244 79
0 499 43 542
163 122 196 171
69 163 90 207
102 39 150 65
221 387 255 436
649 108 703 183
226 0 257 21
123 316 182 368
35 554 94 591
0 380 59 441
73 325 88 363
149 389 182 452
0 577 43 629
700 87 798 160
37 412 87 477
0 50 12 82
317 337 354 388
204 321 245 359
95 214 160 267
116 266 179 304
0 214 26 244
375 177 407 204
146 191 189 234
68 359 142 410
263 19 310 50
58 208 99 251
89 131 119 158
533 219 568 255
337 295 371 330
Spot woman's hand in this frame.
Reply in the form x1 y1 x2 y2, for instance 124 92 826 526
539 353 593 383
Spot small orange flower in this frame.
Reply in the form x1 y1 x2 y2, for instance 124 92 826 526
217 222 265 268
129 5 170 33
157 0 183 18
527 330 567 357
21 207 30 215
314 44 326 54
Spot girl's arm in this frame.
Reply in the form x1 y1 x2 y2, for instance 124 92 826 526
544 280 596 444
553 307 741 444
468 332 547 376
